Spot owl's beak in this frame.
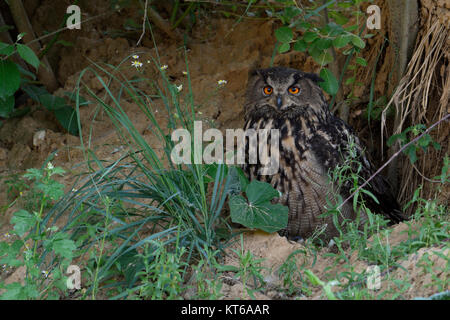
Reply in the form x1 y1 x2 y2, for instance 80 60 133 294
276 95 283 109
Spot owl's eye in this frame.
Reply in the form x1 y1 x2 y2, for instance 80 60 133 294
263 86 273 95
288 86 300 95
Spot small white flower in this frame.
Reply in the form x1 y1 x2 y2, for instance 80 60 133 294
176 84 183 92
47 162 54 170
132 54 139 59
198 111 202 115
4 232 11 238
160 65 168 71
147 60 151 64
218 79 227 86
42 270 49 278
131 60 143 68
182 71 188 75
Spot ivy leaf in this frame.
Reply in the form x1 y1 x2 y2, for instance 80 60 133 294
16 44 40 70
275 26 293 43
319 68 339 95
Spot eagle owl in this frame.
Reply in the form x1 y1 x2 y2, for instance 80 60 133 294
243 67 405 240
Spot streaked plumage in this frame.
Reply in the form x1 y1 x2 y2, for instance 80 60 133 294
243 67 405 240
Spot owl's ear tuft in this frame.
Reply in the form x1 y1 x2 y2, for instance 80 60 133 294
303 72 324 83
248 68 263 79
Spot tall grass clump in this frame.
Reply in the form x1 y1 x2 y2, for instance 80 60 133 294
32 50 237 299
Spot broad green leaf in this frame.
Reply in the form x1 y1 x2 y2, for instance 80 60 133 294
16 44 40 70
229 180 288 233
275 26 293 43
0 60 20 100
319 68 339 95
229 195 288 233
246 180 280 205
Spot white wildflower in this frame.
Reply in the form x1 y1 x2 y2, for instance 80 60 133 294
160 65 168 71
218 79 227 86
131 60 143 68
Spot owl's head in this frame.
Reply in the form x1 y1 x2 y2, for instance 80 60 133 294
244 67 327 118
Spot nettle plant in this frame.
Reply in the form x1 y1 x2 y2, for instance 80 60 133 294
271 0 371 98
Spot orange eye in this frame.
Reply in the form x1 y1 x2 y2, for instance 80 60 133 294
263 86 273 95
289 86 300 94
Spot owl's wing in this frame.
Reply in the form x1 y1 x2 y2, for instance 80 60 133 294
309 115 406 223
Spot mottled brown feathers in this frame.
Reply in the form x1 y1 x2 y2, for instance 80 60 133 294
243 66 405 240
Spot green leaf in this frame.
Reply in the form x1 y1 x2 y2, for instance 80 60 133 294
405 145 418 164
275 26 293 43
316 38 332 50
53 105 79 135
0 42 15 56
11 210 37 237
229 195 288 233
355 57 368 66
229 180 288 233
350 35 365 49
293 40 307 52
52 238 76 259
303 31 318 43
332 35 352 48
328 11 349 25
278 42 290 53
310 49 333 66
39 94 80 135
246 180 280 205
16 44 40 70
0 60 20 100
39 94 66 111
319 68 339 95
0 95 14 118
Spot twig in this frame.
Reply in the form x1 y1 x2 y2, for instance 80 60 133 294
136 0 149 47
337 113 450 211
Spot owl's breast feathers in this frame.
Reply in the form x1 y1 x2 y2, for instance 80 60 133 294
244 104 406 235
